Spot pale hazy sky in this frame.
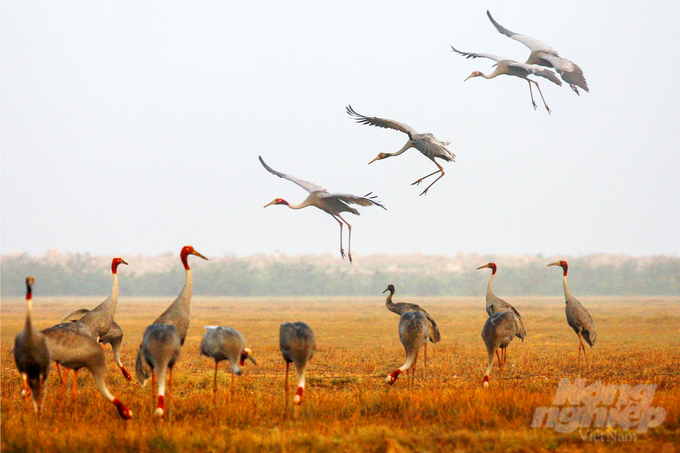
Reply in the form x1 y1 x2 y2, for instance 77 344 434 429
2 1 679 259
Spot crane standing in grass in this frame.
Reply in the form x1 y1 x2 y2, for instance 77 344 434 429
481 311 522 388
382 284 440 367
78 257 128 341
200 326 256 395
14 276 50 413
260 155 386 263
548 260 597 368
135 245 208 417
477 262 526 366
279 322 316 415
346 105 455 196
386 311 429 389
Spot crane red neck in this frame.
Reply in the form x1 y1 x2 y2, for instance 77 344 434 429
488 263 497 275
559 261 568 276
111 257 127 274
26 278 33 300
181 246 194 270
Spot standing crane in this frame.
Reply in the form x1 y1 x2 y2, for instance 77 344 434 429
481 311 522 388
200 326 256 395
346 105 455 196
13 276 50 413
451 46 562 113
41 322 132 419
386 311 428 389
136 324 181 417
259 155 386 263
547 260 597 368
279 322 316 414
486 10 589 95
477 262 527 364
78 257 128 341
135 245 208 417
383 284 441 367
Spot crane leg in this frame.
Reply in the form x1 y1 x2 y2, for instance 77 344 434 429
331 215 346 261
213 361 218 395
411 162 445 196
529 79 551 114
335 214 353 264
526 80 538 111
21 375 30 400
578 332 589 369
71 369 78 401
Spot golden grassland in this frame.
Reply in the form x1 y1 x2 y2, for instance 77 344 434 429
1 295 679 452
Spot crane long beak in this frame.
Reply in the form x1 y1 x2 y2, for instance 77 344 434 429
120 259 129 266
476 264 490 270
264 200 276 208
464 74 475 82
368 156 381 165
546 261 560 267
192 250 209 261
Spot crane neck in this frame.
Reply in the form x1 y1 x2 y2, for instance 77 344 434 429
393 141 414 156
486 272 495 297
110 272 119 302
385 289 395 308
178 268 194 311
562 275 574 302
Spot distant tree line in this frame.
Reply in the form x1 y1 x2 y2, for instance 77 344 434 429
2 254 679 297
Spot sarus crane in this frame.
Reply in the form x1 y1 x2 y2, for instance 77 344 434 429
13 276 50 413
486 10 588 94
346 105 455 196
279 322 316 416
200 326 256 395
548 260 597 368
386 311 429 389
481 311 522 388
451 46 562 113
260 155 386 263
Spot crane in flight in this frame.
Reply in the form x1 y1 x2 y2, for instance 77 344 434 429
451 46 562 113
346 105 455 196
486 10 588 95
260 155 386 263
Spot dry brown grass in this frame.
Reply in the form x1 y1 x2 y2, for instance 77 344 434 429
2 296 679 452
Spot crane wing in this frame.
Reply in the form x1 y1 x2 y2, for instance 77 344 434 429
486 11 557 54
259 155 326 194
346 105 418 139
321 192 387 210
540 54 589 92
509 62 562 86
451 46 505 63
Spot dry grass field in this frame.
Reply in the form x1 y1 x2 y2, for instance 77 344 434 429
2 295 678 452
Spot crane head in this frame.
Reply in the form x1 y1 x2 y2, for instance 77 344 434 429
547 260 568 275
180 246 209 270
464 71 483 81
386 369 401 385
369 153 389 164
383 284 395 294
477 262 497 274
111 257 128 274
26 276 35 299
239 348 257 366
264 198 289 208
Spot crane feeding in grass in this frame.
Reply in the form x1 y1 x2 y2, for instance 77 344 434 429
346 105 455 196
259 155 386 263
279 322 316 414
134 245 208 417
547 260 597 368
451 46 562 113
383 284 440 367
200 326 256 395
481 311 523 388
477 262 527 364
13 277 50 413
41 322 132 419
386 311 429 389
486 10 589 95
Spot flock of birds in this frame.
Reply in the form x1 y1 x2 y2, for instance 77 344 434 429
260 11 588 263
13 11 594 421
13 249 597 420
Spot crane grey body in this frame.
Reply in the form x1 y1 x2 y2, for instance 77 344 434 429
451 46 562 113
481 311 522 388
137 324 181 417
260 155 386 263
486 10 588 95
200 326 256 394
346 105 455 196
382 284 440 370
477 263 527 344
280 322 316 408
41 322 131 419
61 309 132 381
548 260 596 367
386 311 429 389
77 257 128 342
13 276 51 413
135 245 207 417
